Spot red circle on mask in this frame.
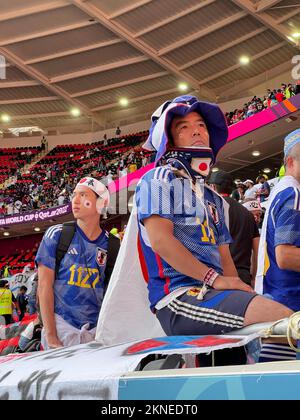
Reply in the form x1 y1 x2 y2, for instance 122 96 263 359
199 163 208 172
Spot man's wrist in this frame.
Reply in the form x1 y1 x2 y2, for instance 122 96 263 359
203 268 219 287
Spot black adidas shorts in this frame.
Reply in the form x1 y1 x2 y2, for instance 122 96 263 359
156 288 257 336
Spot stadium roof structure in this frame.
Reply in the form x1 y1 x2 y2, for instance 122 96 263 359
0 0 299 135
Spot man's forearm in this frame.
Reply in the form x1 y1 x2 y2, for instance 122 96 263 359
222 260 238 277
153 235 212 281
276 245 300 271
39 285 57 337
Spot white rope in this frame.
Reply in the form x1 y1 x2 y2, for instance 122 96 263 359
259 312 300 353
287 312 300 352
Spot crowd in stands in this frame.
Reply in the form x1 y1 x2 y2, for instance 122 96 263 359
0 146 42 187
225 83 299 126
0 132 151 216
0 248 36 277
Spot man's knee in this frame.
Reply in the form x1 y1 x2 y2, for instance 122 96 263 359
244 295 293 326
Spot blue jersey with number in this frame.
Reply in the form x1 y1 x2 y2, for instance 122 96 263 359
135 166 232 310
264 187 300 310
35 224 109 329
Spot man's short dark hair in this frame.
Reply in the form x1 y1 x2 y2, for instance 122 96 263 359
207 170 234 195
20 286 27 292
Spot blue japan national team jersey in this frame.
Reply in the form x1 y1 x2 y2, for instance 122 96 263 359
264 187 300 310
135 165 232 310
35 224 109 329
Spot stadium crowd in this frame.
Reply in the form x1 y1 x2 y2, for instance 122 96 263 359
225 82 299 126
0 132 151 216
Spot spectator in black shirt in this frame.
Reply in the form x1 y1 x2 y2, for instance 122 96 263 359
208 170 260 287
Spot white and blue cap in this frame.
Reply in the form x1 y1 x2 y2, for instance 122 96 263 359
284 129 300 157
77 177 110 206
143 95 228 163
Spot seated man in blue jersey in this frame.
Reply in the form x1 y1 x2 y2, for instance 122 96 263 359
135 95 292 341
36 177 110 349
256 129 300 362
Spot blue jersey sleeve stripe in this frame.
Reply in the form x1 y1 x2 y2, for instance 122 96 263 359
46 225 63 239
293 187 300 210
153 167 172 183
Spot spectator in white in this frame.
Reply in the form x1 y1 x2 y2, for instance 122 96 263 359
142 155 148 167
6 201 14 215
106 170 113 184
36 177 110 349
57 193 65 206
256 175 270 203
14 199 22 214
243 180 257 200
127 151 135 163
121 167 128 177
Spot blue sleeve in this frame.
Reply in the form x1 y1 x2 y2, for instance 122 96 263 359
135 167 175 223
35 225 63 271
274 188 300 247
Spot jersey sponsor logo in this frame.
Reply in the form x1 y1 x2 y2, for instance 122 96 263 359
207 201 219 224
96 247 107 266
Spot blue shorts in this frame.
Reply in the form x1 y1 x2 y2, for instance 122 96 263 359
156 288 257 336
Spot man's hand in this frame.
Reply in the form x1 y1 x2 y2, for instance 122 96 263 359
46 333 63 349
213 276 254 293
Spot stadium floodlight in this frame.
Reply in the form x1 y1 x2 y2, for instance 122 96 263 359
212 167 219 173
70 107 81 117
239 56 250 65
34 227 41 232
1 114 10 123
3 231 10 236
263 168 271 174
119 98 129 107
252 150 261 157
292 32 300 39
178 82 188 92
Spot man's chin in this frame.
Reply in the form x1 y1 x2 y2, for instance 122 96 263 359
72 209 81 217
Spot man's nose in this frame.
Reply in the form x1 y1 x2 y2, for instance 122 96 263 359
192 125 201 135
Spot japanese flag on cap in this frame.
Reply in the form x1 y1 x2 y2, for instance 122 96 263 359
77 177 110 206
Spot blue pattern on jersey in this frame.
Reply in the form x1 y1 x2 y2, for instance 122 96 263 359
264 187 300 311
135 166 232 310
35 224 108 329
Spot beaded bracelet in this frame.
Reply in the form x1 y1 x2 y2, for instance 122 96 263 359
203 268 219 287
